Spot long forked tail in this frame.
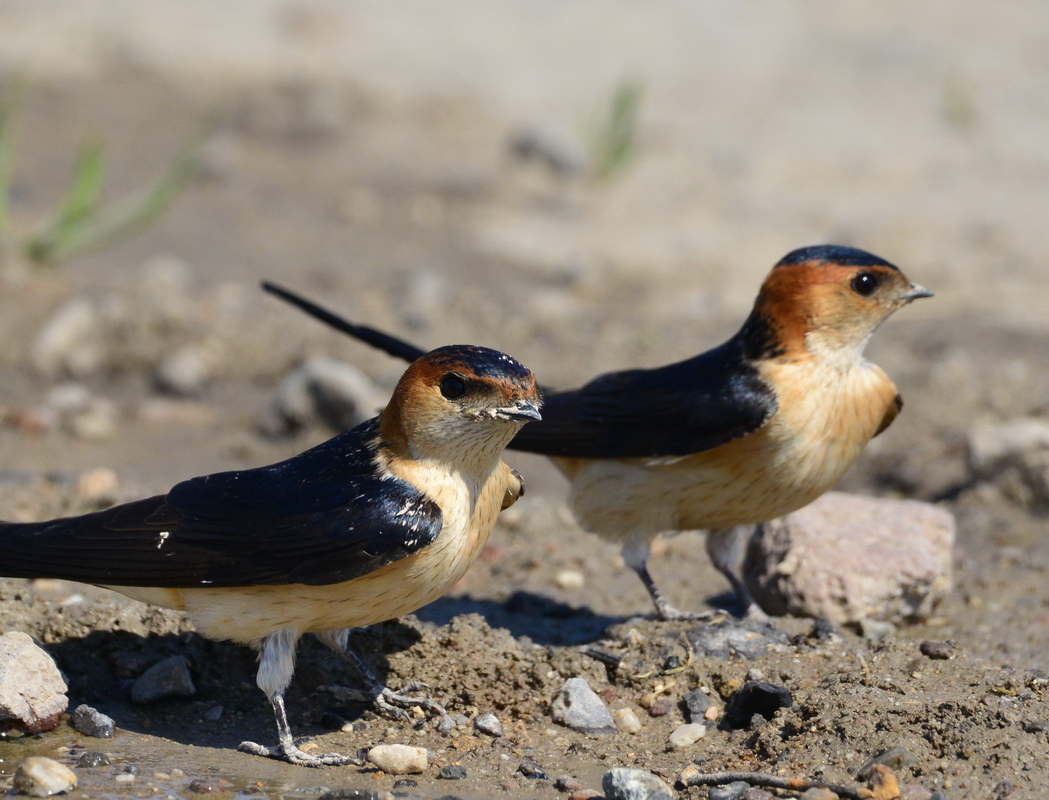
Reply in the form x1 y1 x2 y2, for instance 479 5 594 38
262 281 427 363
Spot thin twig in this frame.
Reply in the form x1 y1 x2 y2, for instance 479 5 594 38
678 767 872 800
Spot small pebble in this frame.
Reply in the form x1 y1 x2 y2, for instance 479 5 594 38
602 767 674 800
612 707 642 734
77 752 111 768
517 759 548 780
13 757 77 797
554 775 585 792
647 699 672 718
392 778 418 788
203 705 223 721
437 715 456 733
901 784 933 800
723 681 793 729
186 777 234 794
114 773 136 785
858 745 919 778
550 678 617 735
709 782 750 800
799 789 837 800
919 640 956 660
742 788 776 800
69 704 115 738
683 688 714 723
473 712 503 737
867 765 900 800
667 723 706 750
367 744 428 775
555 570 586 590
437 765 467 780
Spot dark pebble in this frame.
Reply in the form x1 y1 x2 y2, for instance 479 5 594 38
393 778 419 788
77 751 111 768
517 759 548 780
919 640 956 660
992 781 1014 799
709 782 750 800
722 681 793 729
554 775 584 792
929 793 949 800
1023 720 1048 733
318 791 380 800
70 704 116 738
186 777 233 794
662 655 683 671
682 689 714 723
857 744 920 779
122 764 140 776
437 765 467 780
320 710 348 730
435 796 466 800
648 699 672 717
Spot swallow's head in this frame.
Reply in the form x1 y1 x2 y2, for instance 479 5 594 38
748 245 932 366
383 345 541 464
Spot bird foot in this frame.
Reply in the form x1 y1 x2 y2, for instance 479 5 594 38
321 681 448 725
654 602 722 622
237 739 361 767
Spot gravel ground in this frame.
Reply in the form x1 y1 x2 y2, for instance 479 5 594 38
0 4 1047 798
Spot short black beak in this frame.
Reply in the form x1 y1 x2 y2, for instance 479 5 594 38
901 283 934 303
499 400 542 423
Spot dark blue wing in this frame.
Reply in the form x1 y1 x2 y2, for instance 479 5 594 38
509 338 777 458
0 419 442 588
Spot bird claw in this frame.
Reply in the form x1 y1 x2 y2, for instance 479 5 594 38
237 740 361 768
321 681 449 726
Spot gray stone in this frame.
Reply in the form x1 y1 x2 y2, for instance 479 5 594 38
602 767 675 800
857 744 920 779
473 712 503 737
0 632 68 735
550 677 616 735
709 783 750 800
155 345 212 397
437 765 467 780
683 688 714 723
30 298 104 378
686 617 789 661
269 357 384 434
77 752 110 768
743 492 955 624
13 756 77 797
130 655 196 704
69 704 115 737
968 417 1049 506
510 124 586 175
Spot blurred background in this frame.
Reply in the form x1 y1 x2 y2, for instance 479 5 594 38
0 0 1046 652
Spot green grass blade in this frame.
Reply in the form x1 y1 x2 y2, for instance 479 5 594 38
26 128 204 265
588 78 644 180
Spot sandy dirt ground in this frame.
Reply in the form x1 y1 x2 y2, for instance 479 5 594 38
0 3 1047 798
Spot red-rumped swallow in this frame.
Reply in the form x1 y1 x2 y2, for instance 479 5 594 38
0 345 540 766
263 245 931 620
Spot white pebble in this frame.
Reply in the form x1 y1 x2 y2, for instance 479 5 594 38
367 744 428 775
13 757 77 797
612 707 642 734
555 570 586 590
667 723 707 750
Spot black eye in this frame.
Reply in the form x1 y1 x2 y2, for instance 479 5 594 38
851 271 880 297
440 374 467 400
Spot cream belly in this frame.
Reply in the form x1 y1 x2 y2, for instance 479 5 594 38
553 358 898 540
111 460 513 646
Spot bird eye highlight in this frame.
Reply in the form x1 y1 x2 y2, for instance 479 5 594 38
850 271 880 297
440 374 468 400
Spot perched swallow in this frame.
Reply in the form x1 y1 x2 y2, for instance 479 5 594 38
264 245 932 620
0 345 540 766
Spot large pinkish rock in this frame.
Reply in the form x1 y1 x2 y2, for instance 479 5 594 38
0 632 68 735
742 492 954 625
